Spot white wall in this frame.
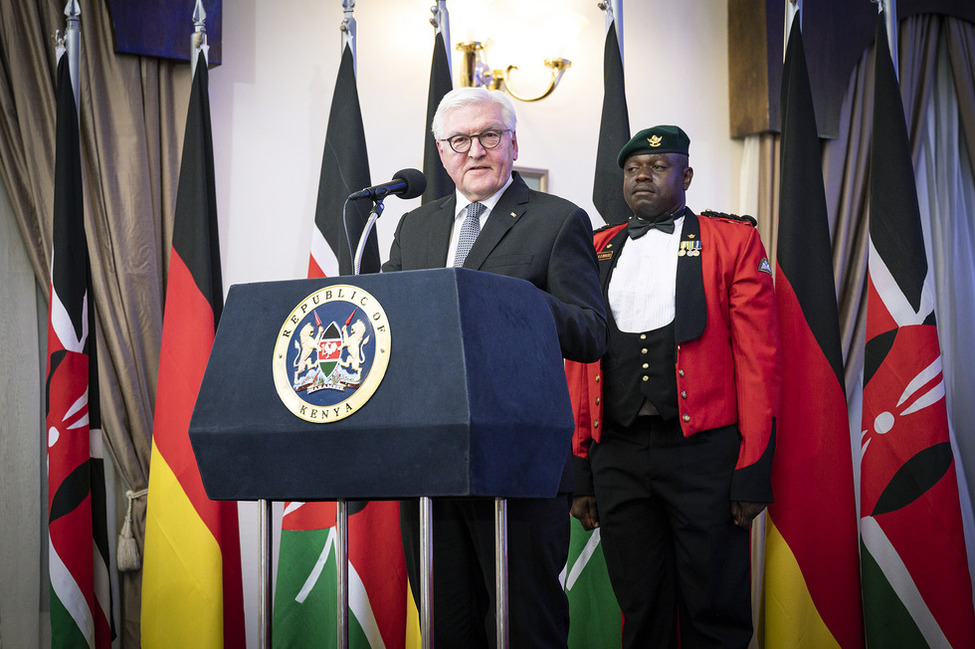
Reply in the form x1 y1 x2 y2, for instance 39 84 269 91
205 1 740 643
208 0 740 286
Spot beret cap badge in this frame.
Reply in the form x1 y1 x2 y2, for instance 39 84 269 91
648 135 663 148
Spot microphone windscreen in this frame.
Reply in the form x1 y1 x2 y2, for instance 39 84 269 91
393 168 427 200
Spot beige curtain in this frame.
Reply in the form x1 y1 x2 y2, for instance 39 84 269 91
823 36 873 394
752 134 779 270
946 19 975 178
0 163 45 647
0 1 189 645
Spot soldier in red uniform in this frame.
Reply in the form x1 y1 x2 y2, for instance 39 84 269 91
568 125 781 649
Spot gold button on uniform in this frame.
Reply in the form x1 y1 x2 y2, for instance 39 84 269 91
594 420 599 428
682 414 691 422
681 390 687 399
595 374 600 382
594 397 600 405
678 369 685 377
642 363 649 369
642 376 649 382
640 333 647 340
641 348 648 355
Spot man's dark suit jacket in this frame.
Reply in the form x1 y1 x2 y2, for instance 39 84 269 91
382 172 606 364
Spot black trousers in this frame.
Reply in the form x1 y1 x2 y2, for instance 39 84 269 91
400 495 571 648
590 416 752 649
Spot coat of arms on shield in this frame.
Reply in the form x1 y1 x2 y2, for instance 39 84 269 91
272 285 390 423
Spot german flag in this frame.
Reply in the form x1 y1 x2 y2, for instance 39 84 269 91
141 50 245 648
761 15 863 648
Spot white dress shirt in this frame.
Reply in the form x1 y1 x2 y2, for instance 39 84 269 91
607 215 684 333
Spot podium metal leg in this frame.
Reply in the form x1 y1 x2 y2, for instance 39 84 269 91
259 499 273 649
420 496 434 649
416 497 505 648
495 497 509 649
337 499 349 649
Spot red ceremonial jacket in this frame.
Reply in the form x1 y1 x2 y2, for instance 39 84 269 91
566 211 782 501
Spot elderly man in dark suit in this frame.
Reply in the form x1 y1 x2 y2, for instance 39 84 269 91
383 86 606 648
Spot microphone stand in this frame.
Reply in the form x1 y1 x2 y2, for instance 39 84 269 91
348 190 437 649
331 196 385 649
353 197 384 276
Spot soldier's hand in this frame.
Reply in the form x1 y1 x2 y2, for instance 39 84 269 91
731 501 766 530
570 496 600 531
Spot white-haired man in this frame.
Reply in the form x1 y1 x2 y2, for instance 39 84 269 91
384 87 606 647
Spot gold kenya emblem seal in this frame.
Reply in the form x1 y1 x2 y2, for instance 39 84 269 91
272 285 391 423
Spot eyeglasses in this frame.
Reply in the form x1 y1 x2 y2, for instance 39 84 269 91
440 129 512 154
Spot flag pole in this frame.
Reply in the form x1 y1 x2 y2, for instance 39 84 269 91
420 6 453 645
342 0 356 61
191 0 208 76
784 0 799 57
63 0 80 110
336 7 355 647
873 0 898 77
600 0 623 58
431 0 451 74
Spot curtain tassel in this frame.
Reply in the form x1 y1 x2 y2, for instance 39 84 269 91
117 488 148 572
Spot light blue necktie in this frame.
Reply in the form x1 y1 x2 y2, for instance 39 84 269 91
453 202 485 267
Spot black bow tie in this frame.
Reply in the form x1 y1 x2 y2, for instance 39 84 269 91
627 216 676 238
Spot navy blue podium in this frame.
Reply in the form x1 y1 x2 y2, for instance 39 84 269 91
189 268 574 649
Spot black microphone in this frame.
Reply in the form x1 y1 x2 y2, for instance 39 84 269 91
348 168 427 201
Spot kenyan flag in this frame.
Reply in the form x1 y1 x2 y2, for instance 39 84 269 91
273 501 408 648
565 519 620 646
859 14 975 648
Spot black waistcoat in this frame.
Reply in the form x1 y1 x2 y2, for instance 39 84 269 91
602 312 679 428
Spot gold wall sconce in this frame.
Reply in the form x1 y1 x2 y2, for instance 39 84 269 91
456 40 572 102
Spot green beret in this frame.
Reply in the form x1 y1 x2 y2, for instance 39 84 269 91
617 125 690 167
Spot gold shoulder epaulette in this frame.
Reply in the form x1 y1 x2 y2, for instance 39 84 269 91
701 209 757 227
